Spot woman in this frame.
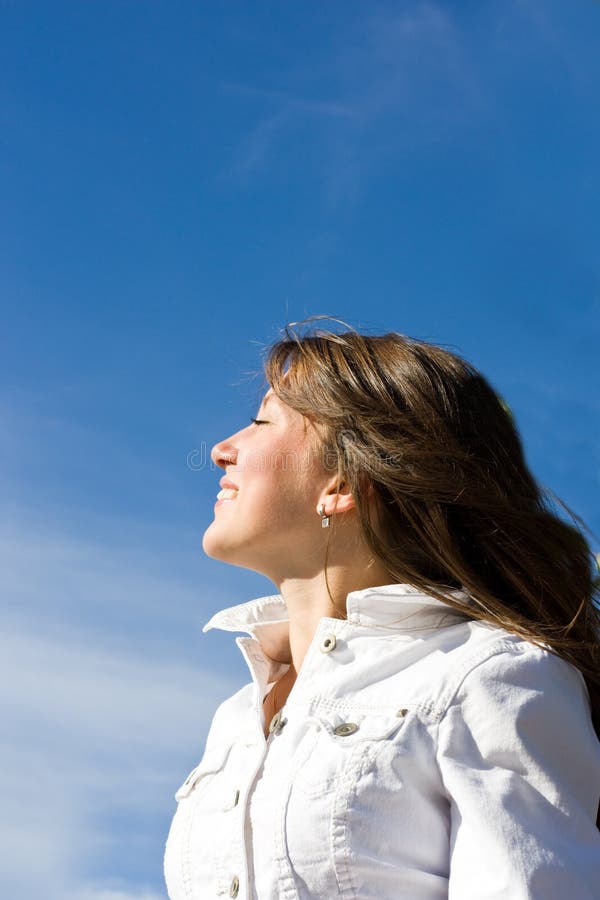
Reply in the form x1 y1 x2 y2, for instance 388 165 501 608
164 321 600 899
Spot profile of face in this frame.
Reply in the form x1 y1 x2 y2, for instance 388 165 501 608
202 389 355 582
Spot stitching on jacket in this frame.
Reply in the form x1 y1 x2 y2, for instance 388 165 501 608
305 694 446 729
436 637 532 718
308 696 407 713
272 741 302 899
411 638 533 724
331 745 372 898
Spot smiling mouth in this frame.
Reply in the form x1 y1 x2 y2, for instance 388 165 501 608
216 488 238 501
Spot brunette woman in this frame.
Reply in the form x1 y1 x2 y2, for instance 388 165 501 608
165 321 600 899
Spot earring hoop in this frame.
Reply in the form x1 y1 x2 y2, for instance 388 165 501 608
318 503 330 528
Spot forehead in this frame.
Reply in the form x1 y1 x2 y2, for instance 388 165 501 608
260 390 284 411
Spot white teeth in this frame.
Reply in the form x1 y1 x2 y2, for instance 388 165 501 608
217 488 238 501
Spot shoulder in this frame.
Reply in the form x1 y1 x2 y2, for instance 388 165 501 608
435 627 596 756
442 627 588 713
402 618 589 723
434 630 600 823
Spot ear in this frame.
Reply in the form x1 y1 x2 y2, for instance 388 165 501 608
316 475 356 517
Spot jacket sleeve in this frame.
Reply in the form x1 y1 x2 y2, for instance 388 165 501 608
436 643 600 899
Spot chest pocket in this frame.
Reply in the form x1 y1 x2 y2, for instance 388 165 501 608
174 741 233 803
291 710 406 798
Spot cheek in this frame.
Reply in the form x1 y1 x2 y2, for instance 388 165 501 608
244 462 315 530
247 471 306 519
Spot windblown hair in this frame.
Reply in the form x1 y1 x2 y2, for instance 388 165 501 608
264 318 600 825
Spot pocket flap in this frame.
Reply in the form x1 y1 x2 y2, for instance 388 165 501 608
308 709 407 745
174 742 232 800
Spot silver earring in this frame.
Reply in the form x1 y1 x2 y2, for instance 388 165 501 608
318 503 330 528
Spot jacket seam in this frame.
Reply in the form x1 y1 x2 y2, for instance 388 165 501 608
431 640 536 815
434 637 533 720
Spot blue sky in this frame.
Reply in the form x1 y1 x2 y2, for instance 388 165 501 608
1 1 599 897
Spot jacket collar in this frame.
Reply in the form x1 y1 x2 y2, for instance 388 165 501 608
202 583 474 652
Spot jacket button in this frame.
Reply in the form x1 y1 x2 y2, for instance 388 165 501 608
334 722 359 736
229 875 240 897
320 633 337 653
268 710 288 735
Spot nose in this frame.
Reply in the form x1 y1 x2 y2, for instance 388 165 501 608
211 436 237 470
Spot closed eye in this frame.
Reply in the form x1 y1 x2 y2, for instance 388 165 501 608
250 417 269 425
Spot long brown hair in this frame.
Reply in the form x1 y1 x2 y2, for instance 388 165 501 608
264 317 600 824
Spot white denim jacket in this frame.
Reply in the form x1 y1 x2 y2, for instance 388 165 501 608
164 584 600 900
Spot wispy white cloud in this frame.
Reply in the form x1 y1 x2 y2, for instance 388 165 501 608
0 388 234 640
0 394 248 898
221 82 359 119
0 519 206 638
0 602 240 898
506 0 597 88
353 2 474 110
221 2 481 200
221 0 599 208
221 84 361 183
75 890 165 900
228 107 292 182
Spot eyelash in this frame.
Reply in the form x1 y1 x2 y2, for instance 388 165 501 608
250 417 269 425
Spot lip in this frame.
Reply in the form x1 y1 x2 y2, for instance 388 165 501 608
219 476 239 490
215 476 239 509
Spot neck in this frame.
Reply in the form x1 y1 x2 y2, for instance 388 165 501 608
277 559 392 677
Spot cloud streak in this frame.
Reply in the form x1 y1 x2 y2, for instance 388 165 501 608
0 600 239 898
0 395 245 898
221 2 480 199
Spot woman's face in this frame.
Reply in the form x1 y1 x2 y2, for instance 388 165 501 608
202 389 335 580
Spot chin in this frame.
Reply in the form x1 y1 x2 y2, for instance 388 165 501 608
201 528 228 561
202 528 243 566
